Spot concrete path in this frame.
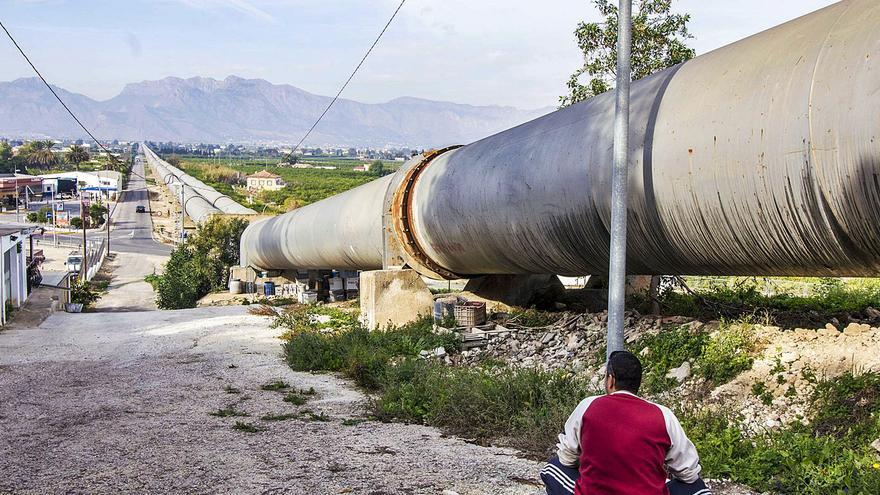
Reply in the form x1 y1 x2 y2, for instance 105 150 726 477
0 306 542 495
93 252 165 312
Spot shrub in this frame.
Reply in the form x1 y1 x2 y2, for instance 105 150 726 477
695 323 758 385
153 216 249 309
628 326 708 394
70 279 100 307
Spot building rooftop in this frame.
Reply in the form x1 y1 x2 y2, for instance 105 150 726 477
247 170 281 179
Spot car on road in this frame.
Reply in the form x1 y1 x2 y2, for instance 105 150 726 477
66 253 82 273
135 205 146 213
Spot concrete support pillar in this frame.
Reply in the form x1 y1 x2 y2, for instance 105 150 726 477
359 269 433 330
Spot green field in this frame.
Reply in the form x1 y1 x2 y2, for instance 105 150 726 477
177 157 387 215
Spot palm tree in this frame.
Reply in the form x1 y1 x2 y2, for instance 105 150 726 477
23 140 59 170
65 145 90 171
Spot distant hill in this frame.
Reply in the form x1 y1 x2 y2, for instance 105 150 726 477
0 76 552 147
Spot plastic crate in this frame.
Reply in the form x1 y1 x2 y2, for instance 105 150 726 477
454 301 486 327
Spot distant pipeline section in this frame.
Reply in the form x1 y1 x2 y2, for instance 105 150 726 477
141 143 256 223
240 0 880 279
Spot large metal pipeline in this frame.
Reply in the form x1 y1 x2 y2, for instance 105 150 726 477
142 145 222 223
240 0 880 278
142 144 257 216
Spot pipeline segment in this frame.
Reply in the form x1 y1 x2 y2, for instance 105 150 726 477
240 0 880 278
142 145 222 223
142 144 257 216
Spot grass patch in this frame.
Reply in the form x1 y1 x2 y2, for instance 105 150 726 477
683 371 880 494
231 421 263 433
261 380 290 391
281 312 458 390
654 276 880 325
374 359 597 457
261 413 298 421
209 406 249 417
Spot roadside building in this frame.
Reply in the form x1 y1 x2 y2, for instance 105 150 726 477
246 170 286 191
0 225 32 324
0 174 43 211
39 171 118 200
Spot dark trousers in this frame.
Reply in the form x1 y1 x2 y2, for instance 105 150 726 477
541 456 713 495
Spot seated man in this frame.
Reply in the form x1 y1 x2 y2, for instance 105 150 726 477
541 350 712 495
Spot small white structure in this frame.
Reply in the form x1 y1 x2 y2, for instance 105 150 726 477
246 170 286 191
0 225 30 324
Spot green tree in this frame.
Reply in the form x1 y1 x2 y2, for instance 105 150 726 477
65 145 91 170
560 0 695 107
166 155 181 168
23 140 59 169
153 216 250 309
89 203 108 227
70 216 83 229
371 160 385 176
0 141 12 163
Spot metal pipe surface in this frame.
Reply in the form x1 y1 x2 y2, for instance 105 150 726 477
142 146 222 223
607 0 633 358
240 0 880 279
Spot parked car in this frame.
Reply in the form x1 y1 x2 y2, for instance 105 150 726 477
66 252 82 273
135 205 146 213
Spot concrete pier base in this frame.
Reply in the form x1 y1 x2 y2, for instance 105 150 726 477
360 269 434 330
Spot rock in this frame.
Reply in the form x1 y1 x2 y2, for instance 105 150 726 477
793 328 817 340
541 332 556 345
843 322 869 337
866 307 880 320
665 362 691 383
683 321 704 333
554 302 567 310
639 347 651 357
419 350 431 358
781 352 799 364
818 324 840 337
442 490 461 495
871 438 880 455
433 347 447 358
765 418 780 429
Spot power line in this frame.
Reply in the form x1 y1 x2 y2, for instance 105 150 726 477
0 18 120 164
282 0 407 164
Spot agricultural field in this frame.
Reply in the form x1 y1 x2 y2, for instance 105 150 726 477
176 156 392 215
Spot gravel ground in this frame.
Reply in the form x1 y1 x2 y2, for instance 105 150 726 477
0 306 542 495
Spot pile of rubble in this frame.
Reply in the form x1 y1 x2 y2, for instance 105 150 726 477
710 321 880 433
448 310 676 372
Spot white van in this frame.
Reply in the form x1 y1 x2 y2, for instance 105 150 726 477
66 253 83 273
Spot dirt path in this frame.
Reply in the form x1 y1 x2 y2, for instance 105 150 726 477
93 252 166 312
0 306 542 495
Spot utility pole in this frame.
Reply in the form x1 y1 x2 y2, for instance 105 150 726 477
606 0 633 360
14 169 19 223
80 187 87 282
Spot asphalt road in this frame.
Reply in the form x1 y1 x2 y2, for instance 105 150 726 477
107 160 171 257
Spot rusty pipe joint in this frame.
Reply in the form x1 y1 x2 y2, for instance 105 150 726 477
382 146 464 280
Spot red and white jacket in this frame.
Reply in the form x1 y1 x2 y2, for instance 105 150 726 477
556 391 702 495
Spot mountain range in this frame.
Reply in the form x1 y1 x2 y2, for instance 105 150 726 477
0 76 553 147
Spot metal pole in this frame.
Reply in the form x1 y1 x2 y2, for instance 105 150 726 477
14 174 19 223
606 0 633 360
80 191 87 282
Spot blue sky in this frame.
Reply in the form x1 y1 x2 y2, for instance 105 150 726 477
0 0 838 109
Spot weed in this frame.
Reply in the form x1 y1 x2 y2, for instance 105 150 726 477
261 413 298 421
695 323 758 385
232 421 263 433
209 406 249 418
283 392 307 406
261 380 290 391
304 411 331 422
342 418 366 426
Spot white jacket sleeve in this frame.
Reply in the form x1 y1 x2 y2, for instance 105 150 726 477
659 405 702 483
555 396 598 467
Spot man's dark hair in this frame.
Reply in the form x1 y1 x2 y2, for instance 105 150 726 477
607 350 643 394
